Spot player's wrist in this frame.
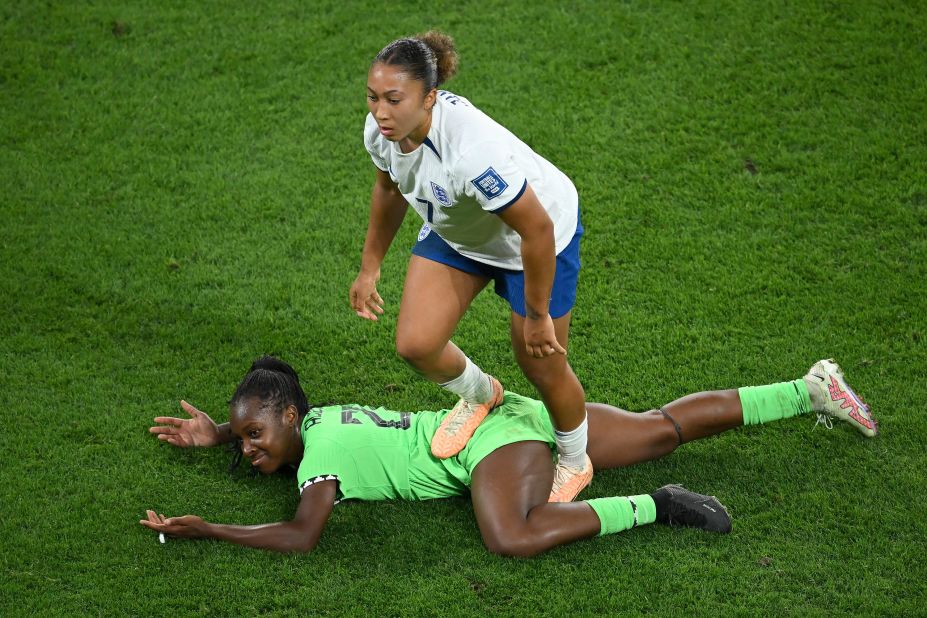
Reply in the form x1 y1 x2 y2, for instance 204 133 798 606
524 301 549 320
214 423 234 446
196 521 213 539
357 264 381 280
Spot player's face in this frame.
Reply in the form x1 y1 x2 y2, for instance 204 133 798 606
230 397 301 474
366 62 435 148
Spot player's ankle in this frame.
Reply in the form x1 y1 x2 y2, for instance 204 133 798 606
650 487 671 523
803 376 825 412
554 415 588 468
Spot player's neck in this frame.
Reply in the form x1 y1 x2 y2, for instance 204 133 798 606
398 112 433 153
285 432 304 465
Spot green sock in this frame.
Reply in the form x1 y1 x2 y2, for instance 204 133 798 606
739 379 813 426
586 495 657 536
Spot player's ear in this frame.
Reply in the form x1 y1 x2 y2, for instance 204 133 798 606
284 404 299 427
424 87 437 111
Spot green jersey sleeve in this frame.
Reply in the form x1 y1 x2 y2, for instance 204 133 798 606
296 436 357 502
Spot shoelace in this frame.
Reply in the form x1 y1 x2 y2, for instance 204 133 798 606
443 400 479 436
814 413 834 431
551 465 570 491
551 460 587 492
808 370 833 431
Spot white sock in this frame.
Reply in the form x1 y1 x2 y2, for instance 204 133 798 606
439 357 493 403
555 414 588 468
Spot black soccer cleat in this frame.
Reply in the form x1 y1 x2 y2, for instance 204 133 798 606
651 484 732 534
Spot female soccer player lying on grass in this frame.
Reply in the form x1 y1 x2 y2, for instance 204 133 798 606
141 357 876 557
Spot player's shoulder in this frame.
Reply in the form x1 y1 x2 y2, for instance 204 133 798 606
435 92 497 145
301 405 347 434
436 89 475 112
435 93 515 167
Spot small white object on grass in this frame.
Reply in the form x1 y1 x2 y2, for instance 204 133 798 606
159 533 166 544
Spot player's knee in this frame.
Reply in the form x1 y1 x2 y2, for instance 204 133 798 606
645 409 684 450
519 362 569 394
395 334 438 368
481 530 540 558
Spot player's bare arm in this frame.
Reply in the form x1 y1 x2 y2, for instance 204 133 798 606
350 167 409 320
140 480 337 553
496 185 565 358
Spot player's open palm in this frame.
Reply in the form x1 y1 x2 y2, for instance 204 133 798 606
150 400 221 448
350 271 385 321
140 510 206 538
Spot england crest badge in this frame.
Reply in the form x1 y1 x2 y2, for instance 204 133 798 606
431 181 452 207
417 223 431 241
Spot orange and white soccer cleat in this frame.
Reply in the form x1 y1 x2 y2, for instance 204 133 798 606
431 376 504 459
548 454 593 503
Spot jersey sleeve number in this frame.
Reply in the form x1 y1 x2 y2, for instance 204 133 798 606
340 405 411 430
438 91 464 106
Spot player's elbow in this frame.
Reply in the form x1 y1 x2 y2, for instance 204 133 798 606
288 534 320 554
283 522 322 554
482 533 543 558
291 542 317 554
523 213 553 242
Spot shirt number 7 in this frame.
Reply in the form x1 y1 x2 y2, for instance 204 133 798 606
416 198 434 223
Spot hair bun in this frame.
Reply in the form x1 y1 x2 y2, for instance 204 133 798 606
417 30 459 86
374 31 459 90
249 355 299 379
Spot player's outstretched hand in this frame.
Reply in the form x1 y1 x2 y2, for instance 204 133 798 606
150 400 221 448
524 314 567 359
350 271 385 321
140 510 206 539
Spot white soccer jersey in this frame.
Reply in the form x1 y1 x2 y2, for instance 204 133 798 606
364 90 579 270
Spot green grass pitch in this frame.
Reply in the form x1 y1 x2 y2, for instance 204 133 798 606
2 1 925 615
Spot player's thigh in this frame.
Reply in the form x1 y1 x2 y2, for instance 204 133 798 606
470 441 554 549
585 402 678 470
396 256 489 350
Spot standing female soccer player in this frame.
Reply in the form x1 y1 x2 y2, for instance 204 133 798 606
141 356 877 555
349 32 589 501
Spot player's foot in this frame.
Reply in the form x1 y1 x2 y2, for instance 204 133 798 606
651 484 732 533
804 359 877 437
548 454 593 503
431 376 504 459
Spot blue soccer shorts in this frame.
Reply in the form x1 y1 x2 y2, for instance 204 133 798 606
411 215 583 319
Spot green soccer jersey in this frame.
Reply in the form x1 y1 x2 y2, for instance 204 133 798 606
295 392 556 502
